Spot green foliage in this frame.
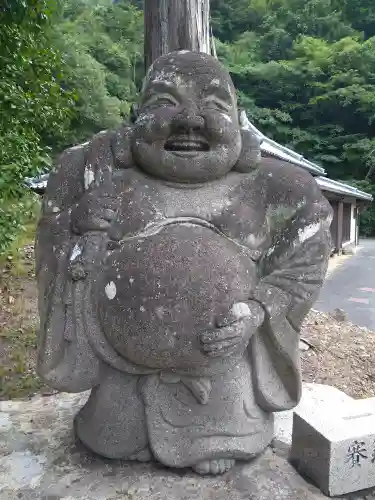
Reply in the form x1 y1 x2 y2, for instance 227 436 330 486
0 195 40 255
0 0 143 254
0 0 73 253
55 0 143 143
339 0 375 39
214 1 375 233
0 1 74 151
211 0 355 51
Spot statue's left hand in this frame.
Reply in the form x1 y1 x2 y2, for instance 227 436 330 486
200 301 265 358
71 190 119 235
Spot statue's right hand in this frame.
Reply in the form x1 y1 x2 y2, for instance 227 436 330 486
200 302 264 358
71 191 118 235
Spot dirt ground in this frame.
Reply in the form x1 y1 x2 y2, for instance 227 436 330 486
0 244 50 399
301 309 375 399
1 243 375 401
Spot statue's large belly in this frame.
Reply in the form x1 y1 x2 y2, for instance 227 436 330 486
96 222 258 372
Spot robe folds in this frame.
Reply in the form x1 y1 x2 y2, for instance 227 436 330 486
36 130 332 465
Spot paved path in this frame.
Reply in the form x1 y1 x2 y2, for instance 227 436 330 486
315 239 375 330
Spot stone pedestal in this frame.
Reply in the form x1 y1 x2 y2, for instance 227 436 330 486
3 391 372 500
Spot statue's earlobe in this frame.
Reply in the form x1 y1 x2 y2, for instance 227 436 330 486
233 109 262 173
113 125 134 169
130 103 139 124
233 128 262 173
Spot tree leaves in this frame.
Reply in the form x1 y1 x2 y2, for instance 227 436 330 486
0 0 71 252
55 0 143 143
214 0 375 233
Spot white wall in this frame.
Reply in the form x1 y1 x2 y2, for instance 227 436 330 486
350 203 357 244
343 202 357 246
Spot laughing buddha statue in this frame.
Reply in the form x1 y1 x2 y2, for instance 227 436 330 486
36 51 332 475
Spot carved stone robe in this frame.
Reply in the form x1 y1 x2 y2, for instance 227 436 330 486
36 128 332 466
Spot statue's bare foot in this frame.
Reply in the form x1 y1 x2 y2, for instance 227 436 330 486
193 459 236 475
128 447 153 463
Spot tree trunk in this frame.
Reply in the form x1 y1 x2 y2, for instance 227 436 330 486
144 0 211 71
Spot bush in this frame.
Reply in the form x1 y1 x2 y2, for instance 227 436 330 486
0 0 73 255
0 125 49 255
0 195 40 255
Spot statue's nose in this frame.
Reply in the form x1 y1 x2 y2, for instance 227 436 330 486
171 105 205 132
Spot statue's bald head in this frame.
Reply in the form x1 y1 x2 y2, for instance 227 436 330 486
143 51 236 101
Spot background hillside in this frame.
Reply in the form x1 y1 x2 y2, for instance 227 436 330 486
1 0 375 251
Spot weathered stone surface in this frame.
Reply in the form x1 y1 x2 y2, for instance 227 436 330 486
35 50 333 474
291 396 375 496
1 392 371 500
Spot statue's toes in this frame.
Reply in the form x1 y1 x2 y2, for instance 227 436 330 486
128 446 153 463
193 458 235 475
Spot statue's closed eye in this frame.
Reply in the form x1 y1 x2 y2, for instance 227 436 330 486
143 94 179 109
203 96 231 112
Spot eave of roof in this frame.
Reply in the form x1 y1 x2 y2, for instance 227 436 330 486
316 177 373 201
240 111 326 176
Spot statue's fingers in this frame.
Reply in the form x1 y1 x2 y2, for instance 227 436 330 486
205 344 241 358
215 311 238 328
86 216 111 231
202 337 240 353
101 209 116 221
200 326 239 344
99 195 119 205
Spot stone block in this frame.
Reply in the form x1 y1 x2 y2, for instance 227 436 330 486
291 397 375 496
274 383 353 447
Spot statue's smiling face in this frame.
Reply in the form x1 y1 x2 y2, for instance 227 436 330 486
131 51 242 183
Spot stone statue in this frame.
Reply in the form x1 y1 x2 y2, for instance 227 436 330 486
36 51 332 475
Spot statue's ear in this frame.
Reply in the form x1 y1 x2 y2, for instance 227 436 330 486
237 107 244 125
112 125 134 169
130 103 139 124
233 128 262 173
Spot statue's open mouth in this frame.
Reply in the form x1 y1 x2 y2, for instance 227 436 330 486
164 135 209 152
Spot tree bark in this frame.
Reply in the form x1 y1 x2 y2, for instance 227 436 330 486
144 0 211 71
